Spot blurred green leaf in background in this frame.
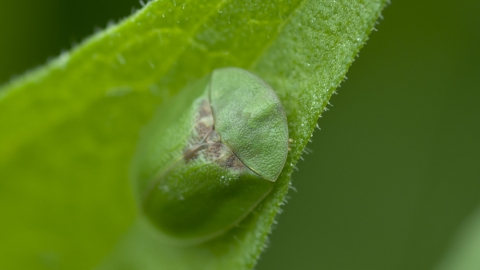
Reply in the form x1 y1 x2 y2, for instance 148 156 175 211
436 206 480 270
1 0 480 270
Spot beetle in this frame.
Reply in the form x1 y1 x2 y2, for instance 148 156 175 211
131 67 288 245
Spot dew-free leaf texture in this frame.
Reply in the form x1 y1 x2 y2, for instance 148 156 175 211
0 0 386 269
436 206 480 270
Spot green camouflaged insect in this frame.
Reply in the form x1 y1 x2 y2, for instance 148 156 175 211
131 67 288 244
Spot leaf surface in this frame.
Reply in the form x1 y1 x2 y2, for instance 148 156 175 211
0 0 386 269
436 206 480 270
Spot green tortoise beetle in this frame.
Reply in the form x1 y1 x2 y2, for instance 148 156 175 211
132 67 289 245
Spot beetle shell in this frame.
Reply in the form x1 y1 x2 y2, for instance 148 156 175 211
132 67 288 244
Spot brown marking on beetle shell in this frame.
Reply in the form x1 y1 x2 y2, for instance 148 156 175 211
222 153 247 171
184 99 215 162
204 142 225 160
192 99 214 142
182 98 248 173
183 144 208 163
205 130 221 143
202 142 247 172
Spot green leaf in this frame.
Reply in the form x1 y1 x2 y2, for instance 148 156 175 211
436 206 480 270
0 0 386 269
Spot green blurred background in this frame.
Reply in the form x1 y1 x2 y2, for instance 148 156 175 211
1 0 479 269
